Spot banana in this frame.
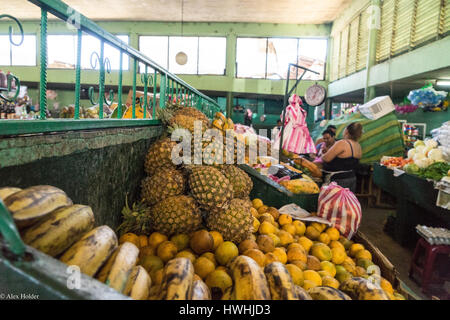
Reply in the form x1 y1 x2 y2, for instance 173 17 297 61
191 279 212 300
21 205 95 257
60 225 118 277
264 262 299 300
4 185 73 228
294 285 313 300
158 257 195 300
339 277 390 300
96 248 119 283
221 286 235 300
0 187 22 201
96 242 139 292
308 286 352 300
123 265 152 300
229 255 271 300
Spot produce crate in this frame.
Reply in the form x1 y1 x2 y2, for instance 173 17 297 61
353 231 421 300
239 164 319 213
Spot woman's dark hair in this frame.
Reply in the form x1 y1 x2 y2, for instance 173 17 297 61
322 129 336 137
346 122 363 141
327 125 337 131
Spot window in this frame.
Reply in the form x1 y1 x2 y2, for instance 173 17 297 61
0 35 36 66
139 36 226 75
169 37 198 74
236 37 327 80
47 34 129 70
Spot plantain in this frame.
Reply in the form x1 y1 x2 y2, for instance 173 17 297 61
229 255 271 300
123 265 152 300
191 279 212 300
264 262 299 300
4 185 73 228
0 187 22 201
294 285 313 300
21 205 95 257
96 242 139 292
221 286 236 300
158 257 195 300
339 277 390 300
60 225 118 277
308 286 352 300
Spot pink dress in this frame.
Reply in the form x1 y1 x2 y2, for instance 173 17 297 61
274 94 317 155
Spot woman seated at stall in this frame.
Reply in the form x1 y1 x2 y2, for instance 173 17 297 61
321 122 363 193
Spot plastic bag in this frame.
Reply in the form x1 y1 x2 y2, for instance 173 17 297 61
317 182 362 239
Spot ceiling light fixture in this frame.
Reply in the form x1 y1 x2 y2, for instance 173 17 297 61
176 0 188 66
436 80 450 87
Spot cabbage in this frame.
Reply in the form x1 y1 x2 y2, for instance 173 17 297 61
424 139 438 149
414 140 425 148
404 163 420 174
415 158 433 169
427 148 444 161
413 153 425 162
407 149 416 159
415 145 426 155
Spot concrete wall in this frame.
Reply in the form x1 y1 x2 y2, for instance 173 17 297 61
0 125 163 228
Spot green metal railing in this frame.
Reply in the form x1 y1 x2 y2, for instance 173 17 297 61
0 0 222 135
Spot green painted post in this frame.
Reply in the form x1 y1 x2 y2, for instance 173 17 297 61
74 29 82 119
39 9 48 120
98 41 105 119
226 91 233 118
117 51 123 118
143 65 148 119
160 73 166 109
132 58 137 119
153 69 157 118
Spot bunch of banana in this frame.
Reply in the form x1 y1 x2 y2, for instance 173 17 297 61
227 255 271 300
155 257 195 300
0 187 22 200
308 287 352 300
60 225 118 277
339 277 390 300
191 279 212 300
294 286 313 300
96 241 140 292
264 262 299 300
21 205 95 257
3 185 73 228
123 265 152 300
212 112 234 132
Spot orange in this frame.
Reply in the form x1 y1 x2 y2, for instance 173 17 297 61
243 248 265 267
277 230 294 247
285 264 304 286
148 232 168 249
318 233 331 245
194 257 216 279
272 247 288 264
257 205 269 215
278 214 293 226
310 243 332 261
176 250 196 263
170 234 190 251
287 247 307 264
157 241 178 263
355 249 372 261
305 226 320 240
322 276 340 289
119 233 140 248
250 207 259 218
215 241 239 266
282 223 297 236
200 252 217 267
293 220 306 236
331 247 347 265
209 231 224 251
298 236 313 253
264 252 279 265
349 243 365 257
252 198 264 209
302 280 318 290
303 270 322 286
138 235 149 248
330 240 346 251
325 227 340 241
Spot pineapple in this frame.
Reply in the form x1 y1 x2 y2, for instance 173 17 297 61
117 196 152 236
219 165 253 199
144 137 178 176
157 102 210 134
141 168 185 206
151 195 202 236
206 199 254 243
187 165 233 212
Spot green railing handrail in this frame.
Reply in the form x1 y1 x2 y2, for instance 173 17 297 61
0 199 26 258
27 0 221 116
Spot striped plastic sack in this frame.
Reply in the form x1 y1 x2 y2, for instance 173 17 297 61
317 182 362 239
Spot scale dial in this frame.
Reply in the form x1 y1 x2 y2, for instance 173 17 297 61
305 84 327 106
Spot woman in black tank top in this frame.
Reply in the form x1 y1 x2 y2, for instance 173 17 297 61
321 123 363 192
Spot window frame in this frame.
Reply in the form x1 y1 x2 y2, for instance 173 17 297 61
0 33 37 67
235 36 328 81
45 33 130 71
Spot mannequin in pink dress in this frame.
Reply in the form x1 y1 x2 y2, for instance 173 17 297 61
274 94 317 155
